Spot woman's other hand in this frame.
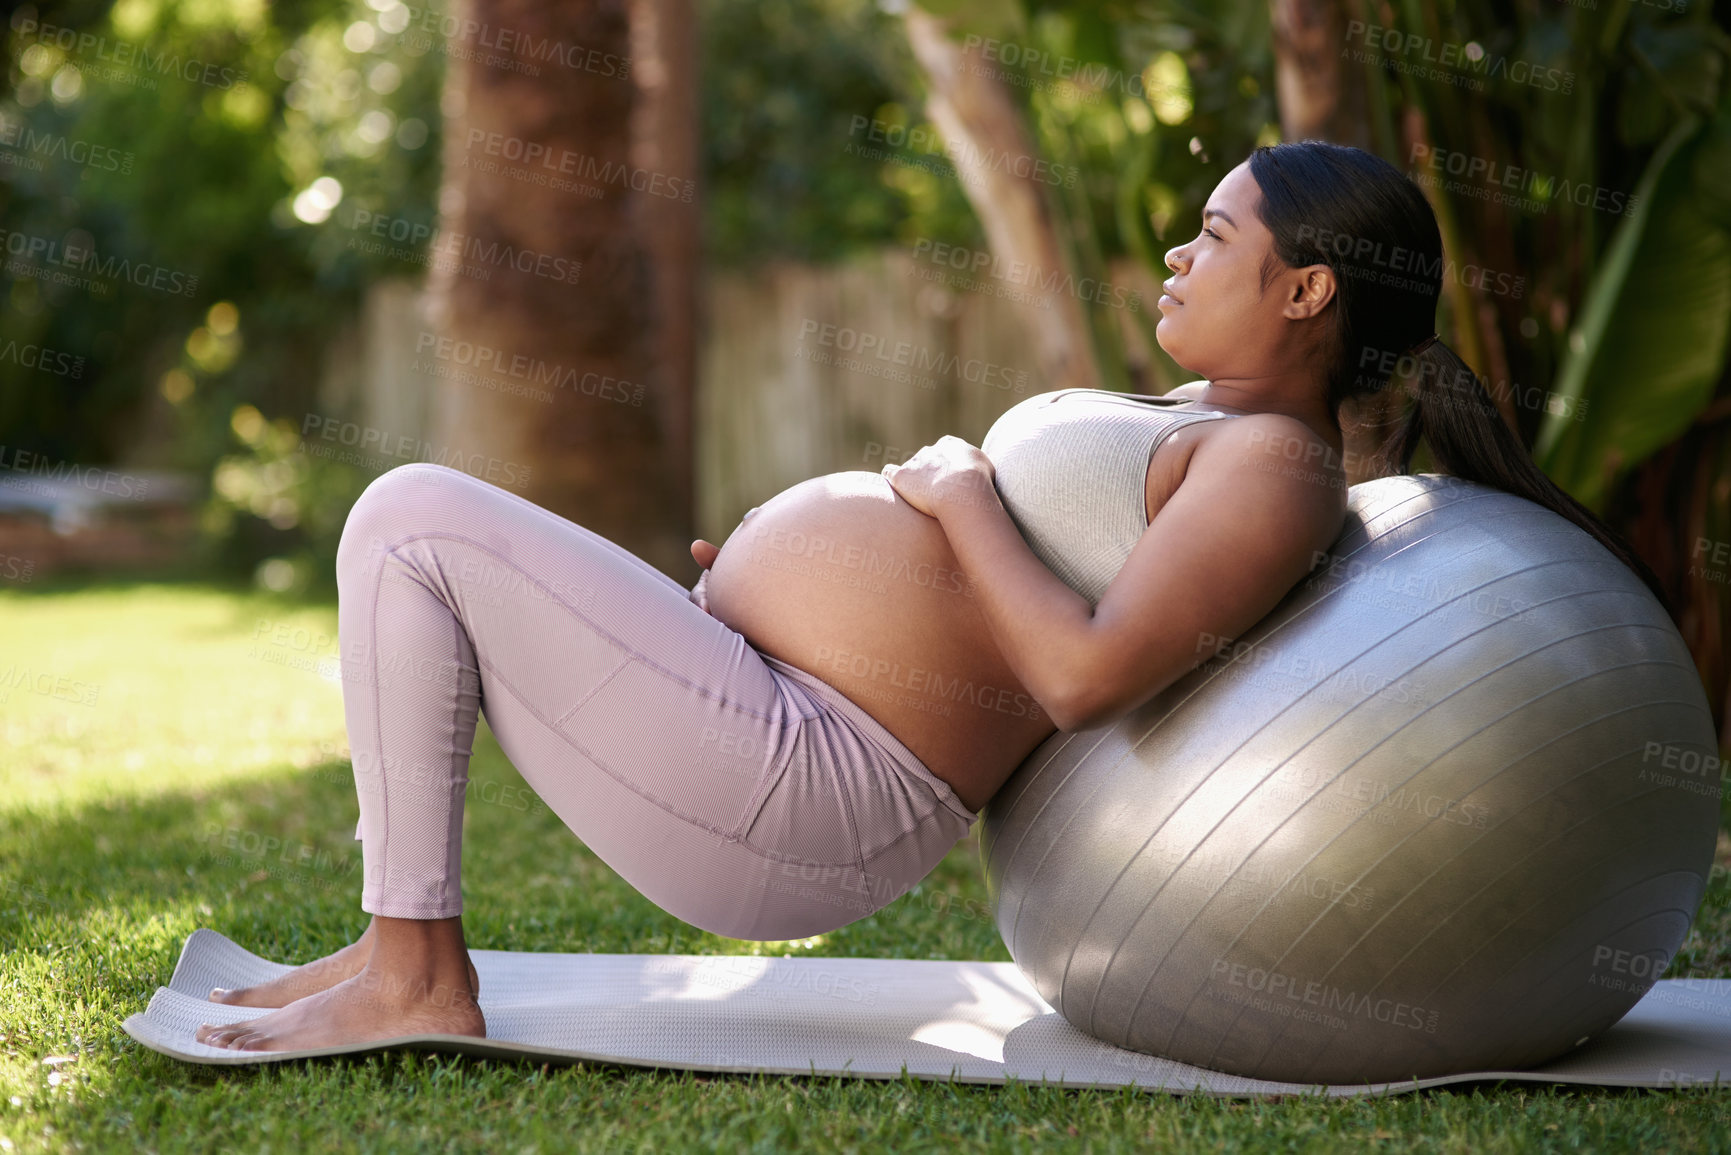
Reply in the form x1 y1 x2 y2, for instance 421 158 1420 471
689 539 719 613
881 435 998 519
688 506 760 614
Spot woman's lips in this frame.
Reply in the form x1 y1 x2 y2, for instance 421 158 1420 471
1159 282 1183 308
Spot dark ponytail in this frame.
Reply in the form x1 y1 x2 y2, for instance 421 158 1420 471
1245 140 1672 619
1384 338 1673 617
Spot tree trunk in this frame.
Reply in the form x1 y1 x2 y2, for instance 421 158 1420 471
1268 0 1402 485
902 8 1100 395
629 0 698 545
424 0 696 578
1268 0 1370 148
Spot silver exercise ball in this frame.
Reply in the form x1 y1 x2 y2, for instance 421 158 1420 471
982 473 1721 1085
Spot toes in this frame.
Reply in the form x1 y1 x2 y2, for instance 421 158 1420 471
197 1020 259 1048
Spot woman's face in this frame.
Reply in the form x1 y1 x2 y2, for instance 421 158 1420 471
1156 161 1332 379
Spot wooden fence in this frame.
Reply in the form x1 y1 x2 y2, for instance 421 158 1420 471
323 250 1170 545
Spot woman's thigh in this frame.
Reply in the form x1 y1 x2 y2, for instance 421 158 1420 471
338 463 970 938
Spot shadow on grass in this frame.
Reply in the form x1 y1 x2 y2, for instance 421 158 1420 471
0 737 1009 991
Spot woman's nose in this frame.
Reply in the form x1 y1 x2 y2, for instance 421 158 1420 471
1164 247 1186 273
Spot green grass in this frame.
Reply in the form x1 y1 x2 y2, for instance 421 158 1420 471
3 576 1730 1153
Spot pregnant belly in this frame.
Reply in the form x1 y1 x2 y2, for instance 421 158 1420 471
704 471 1056 810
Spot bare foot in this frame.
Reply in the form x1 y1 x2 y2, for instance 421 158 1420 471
194 961 484 1051
208 920 480 1008
197 913 484 1051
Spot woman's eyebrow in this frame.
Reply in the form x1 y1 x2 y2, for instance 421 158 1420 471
1203 208 1237 230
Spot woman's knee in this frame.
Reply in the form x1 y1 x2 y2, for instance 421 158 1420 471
336 463 467 574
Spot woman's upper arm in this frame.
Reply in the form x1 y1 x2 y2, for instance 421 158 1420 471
1071 416 1348 728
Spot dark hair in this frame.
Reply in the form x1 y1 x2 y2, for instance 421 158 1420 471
1244 139 1672 617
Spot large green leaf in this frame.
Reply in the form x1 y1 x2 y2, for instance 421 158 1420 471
1534 109 1731 510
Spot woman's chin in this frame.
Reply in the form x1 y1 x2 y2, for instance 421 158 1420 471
1152 321 1185 365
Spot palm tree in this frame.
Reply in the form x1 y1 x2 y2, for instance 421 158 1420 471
423 0 697 578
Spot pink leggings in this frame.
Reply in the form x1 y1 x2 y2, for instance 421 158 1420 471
336 463 977 941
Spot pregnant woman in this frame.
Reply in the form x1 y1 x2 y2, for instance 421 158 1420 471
196 141 1662 1051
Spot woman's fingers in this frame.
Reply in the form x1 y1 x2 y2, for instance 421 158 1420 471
690 539 720 569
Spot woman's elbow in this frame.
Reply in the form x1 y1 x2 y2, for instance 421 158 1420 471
1054 668 1178 732
1047 684 1127 733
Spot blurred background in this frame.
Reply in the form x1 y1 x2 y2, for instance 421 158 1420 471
1 0 1728 741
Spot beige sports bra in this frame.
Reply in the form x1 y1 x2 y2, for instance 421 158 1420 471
980 389 1237 604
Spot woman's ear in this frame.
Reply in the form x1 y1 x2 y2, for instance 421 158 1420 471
1283 263 1336 321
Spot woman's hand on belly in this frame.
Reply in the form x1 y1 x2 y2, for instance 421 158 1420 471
689 505 762 614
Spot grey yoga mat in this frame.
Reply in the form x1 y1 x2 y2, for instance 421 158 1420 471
122 928 1731 1096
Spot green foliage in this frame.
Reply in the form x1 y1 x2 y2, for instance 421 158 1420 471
0 0 446 592
700 0 981 265
907 0 1283 390
1341 0 1731 503
0 0 444 465
1 0 989 592
1536 107 1731 508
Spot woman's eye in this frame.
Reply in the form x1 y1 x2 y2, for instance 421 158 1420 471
1203 228 1222 242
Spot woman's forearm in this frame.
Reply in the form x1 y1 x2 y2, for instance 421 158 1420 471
932 481 1100 728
